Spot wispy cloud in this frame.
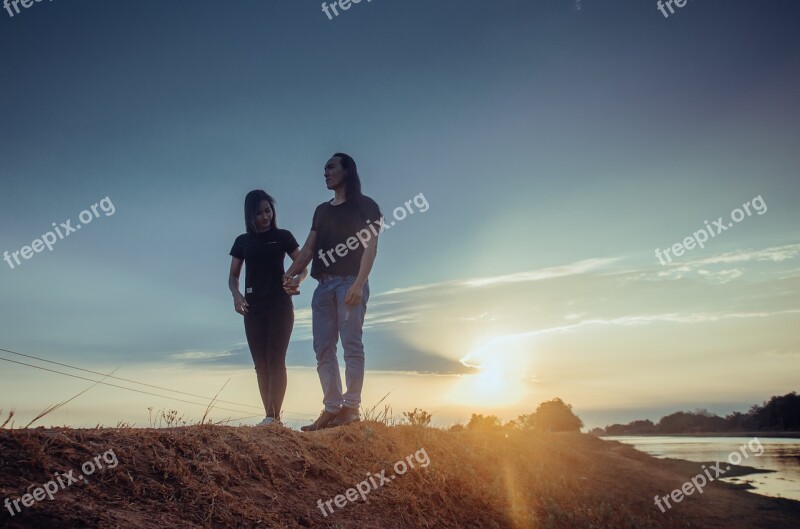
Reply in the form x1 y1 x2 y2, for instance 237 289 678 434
375 257 620 297
460 309 800 366
459 258 620 288
635 243 800 283
169 350 236 361
686 244 800 266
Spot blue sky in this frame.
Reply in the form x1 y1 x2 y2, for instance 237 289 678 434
1 0 798 429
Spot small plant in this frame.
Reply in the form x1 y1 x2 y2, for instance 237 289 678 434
160 409 187 428
362 393 395 425
200 378 231 426
148 408 187 428
403 408 432 427
0 409 14 429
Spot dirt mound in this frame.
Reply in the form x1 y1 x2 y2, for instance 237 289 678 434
1 424 798 529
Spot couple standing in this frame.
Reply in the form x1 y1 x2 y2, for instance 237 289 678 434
227 153 382 431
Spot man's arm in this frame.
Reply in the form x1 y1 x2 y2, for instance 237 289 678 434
284 230 316 279
283 247 309 295
344 226 378 305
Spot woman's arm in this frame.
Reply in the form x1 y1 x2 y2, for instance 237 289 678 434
229 257 249 314
283 247 309 295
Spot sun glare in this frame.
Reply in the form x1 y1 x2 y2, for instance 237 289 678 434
447 336 534 408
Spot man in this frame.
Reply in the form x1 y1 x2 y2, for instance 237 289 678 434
284 153 382 431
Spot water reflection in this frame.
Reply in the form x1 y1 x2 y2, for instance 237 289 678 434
606 436 800 501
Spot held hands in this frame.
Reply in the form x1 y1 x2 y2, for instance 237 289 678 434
233 292 249 315
282 274 302 296
235 275 298 315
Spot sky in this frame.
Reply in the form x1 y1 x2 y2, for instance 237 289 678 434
0 0 798 430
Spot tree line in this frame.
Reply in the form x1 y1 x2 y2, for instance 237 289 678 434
404 398 584 432
592 391 800 435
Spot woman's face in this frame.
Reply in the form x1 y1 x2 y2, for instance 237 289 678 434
253 199 273 232
324 157 346 190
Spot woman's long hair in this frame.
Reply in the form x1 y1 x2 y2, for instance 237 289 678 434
332 152 363 200
244 189 278 234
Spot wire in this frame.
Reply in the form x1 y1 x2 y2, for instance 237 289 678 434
0 355 314 421
0 347 318 415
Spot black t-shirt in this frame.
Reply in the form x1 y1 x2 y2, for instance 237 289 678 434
310 195 382 279
229 228 299 303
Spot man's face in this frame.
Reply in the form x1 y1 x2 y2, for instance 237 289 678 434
324 157 346 190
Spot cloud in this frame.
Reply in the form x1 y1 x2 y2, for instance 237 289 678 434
375 257 620 298
169 350 237 361
458 258 620 288
169 347 251 366
634 243 800 284
686 244 800 266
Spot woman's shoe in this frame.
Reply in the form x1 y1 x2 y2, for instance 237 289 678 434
256 416 281 426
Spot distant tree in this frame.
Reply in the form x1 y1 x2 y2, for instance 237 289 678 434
588 427 606 436
595 419 654 435
747 392 800 431
528 398 584 432
514 413 535 431
448 423 465 432
724 411 750 431
657 411 726 433
604 423 628 435
657 412 694 433
402 408 432 427
466 414 502 430
626 419 656 434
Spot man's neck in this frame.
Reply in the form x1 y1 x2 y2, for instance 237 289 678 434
331 187 347 205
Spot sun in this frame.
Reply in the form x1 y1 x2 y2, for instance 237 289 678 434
446 335 536 408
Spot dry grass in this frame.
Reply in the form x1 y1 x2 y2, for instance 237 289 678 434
0 409 14 429
1 422 798 529
22 368 119 428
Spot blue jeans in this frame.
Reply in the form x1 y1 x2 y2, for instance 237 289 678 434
311 275 370 413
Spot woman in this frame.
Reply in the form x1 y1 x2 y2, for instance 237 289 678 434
228 190 307 426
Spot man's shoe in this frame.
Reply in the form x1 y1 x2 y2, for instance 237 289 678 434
256 416 281 426
326 405 360 428
300 409 339 432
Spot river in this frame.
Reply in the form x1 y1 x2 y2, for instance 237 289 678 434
605 436 800 501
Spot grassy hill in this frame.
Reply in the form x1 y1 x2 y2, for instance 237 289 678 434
1 423 798 528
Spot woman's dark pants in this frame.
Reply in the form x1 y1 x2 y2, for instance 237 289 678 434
243 296 294 419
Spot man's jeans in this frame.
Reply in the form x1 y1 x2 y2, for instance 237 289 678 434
312 275 370 413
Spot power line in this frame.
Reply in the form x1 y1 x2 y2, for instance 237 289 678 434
0 347 301 414
0 354 315 421
0 356 263 415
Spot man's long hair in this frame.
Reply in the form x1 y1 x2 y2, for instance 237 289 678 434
332 152 363 200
